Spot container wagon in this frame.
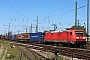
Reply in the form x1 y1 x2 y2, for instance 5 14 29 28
30 32 44 43
16 33 30 42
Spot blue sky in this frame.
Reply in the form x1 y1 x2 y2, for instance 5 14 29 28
0 0 89 35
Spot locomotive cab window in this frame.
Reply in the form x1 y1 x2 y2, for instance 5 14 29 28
70 32 72 35
75 32 84 36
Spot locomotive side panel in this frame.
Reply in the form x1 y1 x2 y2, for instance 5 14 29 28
44 31 68 42
58 32 68 41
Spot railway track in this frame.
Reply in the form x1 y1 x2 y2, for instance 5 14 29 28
4 41 47 60
3 40 90 59
17 43 49 60
18 46 34 60
16 43 90 60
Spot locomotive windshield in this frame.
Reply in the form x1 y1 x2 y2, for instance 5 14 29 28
75 32 84 36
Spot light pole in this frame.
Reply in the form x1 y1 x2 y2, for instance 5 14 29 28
8 23 10 34
84 23 86 31
3 25 8 35
36 14 38 32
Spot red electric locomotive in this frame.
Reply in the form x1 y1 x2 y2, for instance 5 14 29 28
44 29 86 47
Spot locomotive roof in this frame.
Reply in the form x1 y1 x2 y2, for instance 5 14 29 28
50 31 62 33
46 29 84 33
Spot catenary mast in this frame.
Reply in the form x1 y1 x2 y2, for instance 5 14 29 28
87 0 89 41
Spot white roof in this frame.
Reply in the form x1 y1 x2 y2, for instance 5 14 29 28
50 31 62 33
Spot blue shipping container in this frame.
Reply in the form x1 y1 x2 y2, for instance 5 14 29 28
30 32 44 42
8 34 12 40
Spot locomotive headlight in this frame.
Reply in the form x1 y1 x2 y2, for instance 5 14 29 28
83 37 86 39
76 37 79 39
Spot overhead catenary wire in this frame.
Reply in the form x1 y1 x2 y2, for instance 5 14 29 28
43 4 87 22
24 0 66 14
4 0 67 26
1 0 87 34
20 0 46 12
3 0 85 20
5 0 68 21
4 0 84 21
41 0 85 16
4 0 28 19
4 0 46 20
41 4 87 29
38 0 84 19
4 0 47 27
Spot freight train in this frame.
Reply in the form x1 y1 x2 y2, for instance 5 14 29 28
1 29 86 47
